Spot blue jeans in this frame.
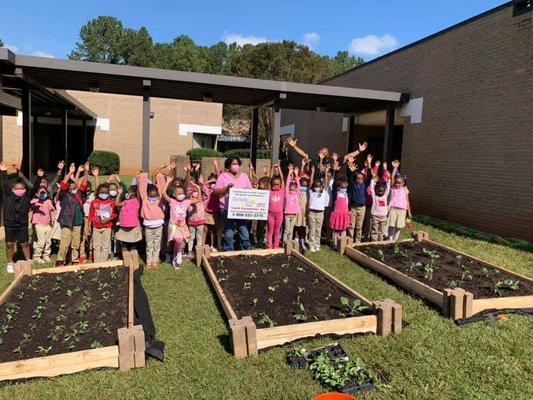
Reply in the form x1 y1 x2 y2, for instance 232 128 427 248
221 210 251 251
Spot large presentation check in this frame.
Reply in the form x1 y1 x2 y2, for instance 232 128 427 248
227 188 270 220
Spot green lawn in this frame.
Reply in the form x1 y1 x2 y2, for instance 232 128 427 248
0 222 532 399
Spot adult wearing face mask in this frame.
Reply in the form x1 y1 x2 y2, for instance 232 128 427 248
213 156 252 251
0 162 43 273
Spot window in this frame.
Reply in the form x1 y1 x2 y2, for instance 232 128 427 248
192 132 216 149
513 0 532 17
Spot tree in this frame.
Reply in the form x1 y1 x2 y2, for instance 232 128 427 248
0 38 4 47
121 27 154 67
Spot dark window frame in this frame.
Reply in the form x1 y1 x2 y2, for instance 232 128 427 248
513 0 532 17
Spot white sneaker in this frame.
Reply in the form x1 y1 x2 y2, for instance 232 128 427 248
309 245 316 253
42 257 51 263
211 246 218 253
6 263 14 274
316 246 321 251
172 253 182 269
34 258 45 264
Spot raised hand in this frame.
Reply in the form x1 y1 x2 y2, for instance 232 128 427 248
212 158 219 168
332 152 339 162
12 163 20 172
57 161 65 170
366 153 373 164
69 163 76 174
84 162 90 172
0 162 7 171
383 161 388 170
249 162 254 171
91 166 100 176
287 137 297 148
358 142 368 152
294 166 299 175
36 168 45 177
77 164 85 173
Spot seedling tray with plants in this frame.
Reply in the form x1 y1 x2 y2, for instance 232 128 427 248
340 232 533 320
0 253 146 381
287 342 375 394
199 243 403 358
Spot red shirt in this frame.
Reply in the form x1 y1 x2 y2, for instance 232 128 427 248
89 198 117 229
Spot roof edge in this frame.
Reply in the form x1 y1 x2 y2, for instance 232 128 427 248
321 1 514 84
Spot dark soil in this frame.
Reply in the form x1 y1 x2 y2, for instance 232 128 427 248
0 267 128 363
359 242 533 298
211 254 371 328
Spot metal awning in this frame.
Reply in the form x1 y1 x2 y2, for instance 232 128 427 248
0 48 409 114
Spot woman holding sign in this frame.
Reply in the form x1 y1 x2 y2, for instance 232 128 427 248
213 156 252 251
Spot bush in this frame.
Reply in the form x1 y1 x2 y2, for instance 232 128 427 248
223 148 271 159
187 148 223 160
88 150 120 175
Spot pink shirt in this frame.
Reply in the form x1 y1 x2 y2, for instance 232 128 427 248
214 171 252 211
269 188 284 214
119 198 140 228
170 198 192 224
188 199 205 226
139 172 166 222
204 184 219 213
389 186 409 210
370 180 391 217
30 199 55 225
284 178 300 214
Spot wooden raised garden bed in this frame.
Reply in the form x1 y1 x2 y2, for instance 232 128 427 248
199 242 403 358
339 232 533 320
0 252 145 381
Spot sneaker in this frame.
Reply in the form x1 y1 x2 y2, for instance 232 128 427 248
34 258 45 264
210 246 218 253
309 245 317 253
55 260 65 267
71 259 80 264
42 257 52 263
164 254 172 263
6 263 14 274
172 253 183 269
316 246 321 251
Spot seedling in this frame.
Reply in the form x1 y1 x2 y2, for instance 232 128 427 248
283 277 289 284
32 304 46 319
12 345 22 354
252 298 259 306
16 291 25 300
293 296 309 322
66 289 74 298
494 279 520 296
29 322 37 332
267 297 274 304
262 268 272 274
408 261 422 272
449 280 460 289
376 249 385 262
309 353 374 390
98 320 111 334
90 341 103 349
78 270 86 281
36 346 52 355
243 282 252 290
296 267 306 273
325 293 332 301
268 285 278 292
39 295 49 304
249 272 257 279
339 296 369 317
422 263 434 280
298 286 306 294
312 278 320 284
109 269 119 279
258 312 277 327
101 290 111 300
281 262 290 268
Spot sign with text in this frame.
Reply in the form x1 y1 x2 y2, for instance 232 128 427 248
227 188 270 220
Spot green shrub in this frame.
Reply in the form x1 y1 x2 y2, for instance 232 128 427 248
186 148 223 160
223 148 271 159
88 150 120 175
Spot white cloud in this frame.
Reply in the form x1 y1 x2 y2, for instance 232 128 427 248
222 32 269 46
4 43 19 52
348 34 398 56
32 50 55 58
302 32 320 49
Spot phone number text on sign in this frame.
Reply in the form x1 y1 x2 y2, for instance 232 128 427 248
227 188 270 220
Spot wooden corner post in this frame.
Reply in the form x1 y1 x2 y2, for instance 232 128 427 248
413 231 429 242
338 236 354 255
373 299 402 337
284 240 299 255
229 316 258 358
14 260 33 278
443 288 473 320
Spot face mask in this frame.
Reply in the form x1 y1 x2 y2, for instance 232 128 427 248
300 187 307 193
40 182 48 188
192 192 198 198
38 193 48 200
99 193 109 200
70 189 78 195
109 190 118 197
12 188 26 197
148 196 159 204
176 194 186 201
230 164 240 174
125 193 132 200
314 188 321 193
339 188 347 194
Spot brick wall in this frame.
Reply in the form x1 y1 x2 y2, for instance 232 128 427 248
282 4 533 241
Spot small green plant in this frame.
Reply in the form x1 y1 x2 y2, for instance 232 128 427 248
422 263 434 280
29 322 37 332
339 296 369 317
78 269 86 281
376 249 386 262
32 304 46 319
267 297 274 304
283 277 289 284
16 291 25 300
249 272 257 279
66 289 74 298
296 266 306 273
109 269 119 279
292 296 308 322
309 353 374 390
98 320 111 334
312 278 319 285
262 268 272 274
408 261 423 272
39 295 49 304
36 346 52 355
449 280 460 289
12 345 22 354
258 312 277 327
90 341 103 349
268 285 278 292
494 279 520 296
252 298 259 306
325 293 332 301
281 262 290 268
298 286 306 294
243 282 252 290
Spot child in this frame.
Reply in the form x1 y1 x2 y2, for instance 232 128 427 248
369 171 391 241
307 166 329 252
348 170 368 243
115 185 142 254
80 166 97 263
254 175 270 248
138 172 166 268
56 163 88 266
187 182 205 259
329 177 351 247
89 183 117 262
283 165 300 242
0 163 42 272
266 166 284 249
294 176 309 250
163 180 199 269
30 186 56 263
387 160 412 240
203 173 219 251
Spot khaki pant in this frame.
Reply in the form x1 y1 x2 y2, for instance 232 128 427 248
188 225 204 253
145 226 163 264
33 224 52 260
370 215 388 242
92 227 112 262
80 219 92 259
308 210 324 248
348 205 366 242
283 214 297 242
58 225 82 262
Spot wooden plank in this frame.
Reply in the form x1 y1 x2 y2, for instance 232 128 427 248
471 295 533 315
131 325 146 368
450 288 466 320
229 318 248 358
373 300 392 337
118 327 135 371
213 248 285 258
345 246 443 306
32 260 124 275
349 238 414 248
292 250 373 307
255 315 376 350
391 302 403 334
127 254 136 329
0 346 119 381
425 239 533 283
201 255 238 320
463 292 474 318
0 273 25 306
242 316 258 356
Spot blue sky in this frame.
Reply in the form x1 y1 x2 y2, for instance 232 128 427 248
0 0 507 60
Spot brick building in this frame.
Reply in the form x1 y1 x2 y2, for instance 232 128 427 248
281 2 533 241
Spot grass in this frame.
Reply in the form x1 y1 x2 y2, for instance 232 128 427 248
0 222 532 399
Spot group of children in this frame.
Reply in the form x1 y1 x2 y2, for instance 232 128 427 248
0 141 411 272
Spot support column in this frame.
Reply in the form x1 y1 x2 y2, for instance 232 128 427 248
250 107 259 169
347 115 355 152
271 104 281 165
82 119 87 159
382 107 395 162
142 80 151 172
21 87 33 176
62 108 68 162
